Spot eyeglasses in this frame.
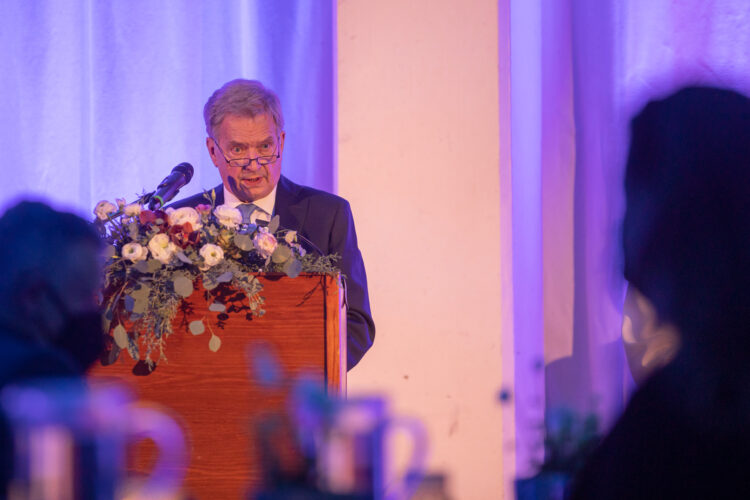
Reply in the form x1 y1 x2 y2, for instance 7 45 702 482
211 137 280 168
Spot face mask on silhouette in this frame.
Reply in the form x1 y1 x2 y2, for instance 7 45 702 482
46 288 105 372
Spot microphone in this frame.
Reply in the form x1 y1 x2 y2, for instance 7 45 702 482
147 162 194 210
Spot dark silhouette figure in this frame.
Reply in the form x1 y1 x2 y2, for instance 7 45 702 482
570 86 750 499
0 201 104 497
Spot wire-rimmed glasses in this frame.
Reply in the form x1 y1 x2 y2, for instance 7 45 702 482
211 137 280 168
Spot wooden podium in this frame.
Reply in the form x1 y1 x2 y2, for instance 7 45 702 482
88 273 346 499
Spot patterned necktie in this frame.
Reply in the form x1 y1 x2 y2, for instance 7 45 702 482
237 203 259 224
237 203 270 227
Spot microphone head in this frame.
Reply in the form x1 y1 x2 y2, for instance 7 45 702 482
174 162 194 182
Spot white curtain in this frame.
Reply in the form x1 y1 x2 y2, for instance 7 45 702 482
506 0 750 478
0 0 334 217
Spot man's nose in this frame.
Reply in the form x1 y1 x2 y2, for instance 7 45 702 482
243 159 263 171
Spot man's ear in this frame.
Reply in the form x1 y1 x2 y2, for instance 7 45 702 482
206 137 220 168
279 131 286 155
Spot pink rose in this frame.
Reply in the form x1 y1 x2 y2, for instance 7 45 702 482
253 227 278 258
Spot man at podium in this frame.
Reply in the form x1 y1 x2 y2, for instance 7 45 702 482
170 79 375 370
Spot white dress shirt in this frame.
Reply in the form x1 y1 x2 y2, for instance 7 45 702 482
222 185 276 225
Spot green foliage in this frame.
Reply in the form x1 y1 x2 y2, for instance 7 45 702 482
189 320 205 335
173 275 194 297
97 190 340 369
539 407 600 475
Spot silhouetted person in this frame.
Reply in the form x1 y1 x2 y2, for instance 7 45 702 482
0 201 104 497
570 86 750 499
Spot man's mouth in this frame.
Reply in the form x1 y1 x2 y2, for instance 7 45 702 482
241 176 264 186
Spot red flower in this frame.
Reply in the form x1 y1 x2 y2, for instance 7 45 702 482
169 223 201 248
139 210 170 231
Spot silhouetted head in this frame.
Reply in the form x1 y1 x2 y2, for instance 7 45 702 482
623 87 750 356
0 201 104 371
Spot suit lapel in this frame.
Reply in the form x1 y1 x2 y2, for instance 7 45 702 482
212 184 225 205
273 176 308 233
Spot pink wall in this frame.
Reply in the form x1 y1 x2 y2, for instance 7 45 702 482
337 1 505 498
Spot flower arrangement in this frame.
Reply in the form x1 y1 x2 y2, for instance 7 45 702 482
93 191 338 374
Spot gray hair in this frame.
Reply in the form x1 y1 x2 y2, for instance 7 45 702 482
203 79 285 137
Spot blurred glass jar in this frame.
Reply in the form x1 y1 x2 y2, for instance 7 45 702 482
1 379 186 500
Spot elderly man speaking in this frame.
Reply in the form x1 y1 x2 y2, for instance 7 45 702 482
171 79 374 370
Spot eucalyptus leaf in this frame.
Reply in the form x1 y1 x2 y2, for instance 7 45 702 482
124 295 135 312
173 275 194 298
268 215 280 233
234 234 254 251
113 324 129 349
127 343 139 361
130 285 150 314
147 259 162 273
105 345 121 366
104 245 117 260
209 302 226 312
271 245 292 264
189 320 205 335
128 222 139 240
216 271 233 283
177 252 193 265
282 257 302 278
133 260 149 273
209 335 222 352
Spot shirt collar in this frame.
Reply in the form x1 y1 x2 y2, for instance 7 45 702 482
223 184 277 217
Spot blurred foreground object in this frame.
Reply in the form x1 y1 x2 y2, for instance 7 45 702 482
0 200 106 494
514 406 600 500
252 347 428 500
1 380 186 500
571 87 750 498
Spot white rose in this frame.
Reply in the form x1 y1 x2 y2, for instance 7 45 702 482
122 242 148 262
94 200 117 221
123 203 142 217
199 243 225 267
148 233 177 264
253 227 278 259
284 231 297 245
169 207 202 230
214 204 243 229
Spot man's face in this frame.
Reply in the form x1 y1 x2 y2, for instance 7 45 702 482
206 113 285 203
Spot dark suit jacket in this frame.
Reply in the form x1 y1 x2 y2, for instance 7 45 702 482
169 175 375 369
